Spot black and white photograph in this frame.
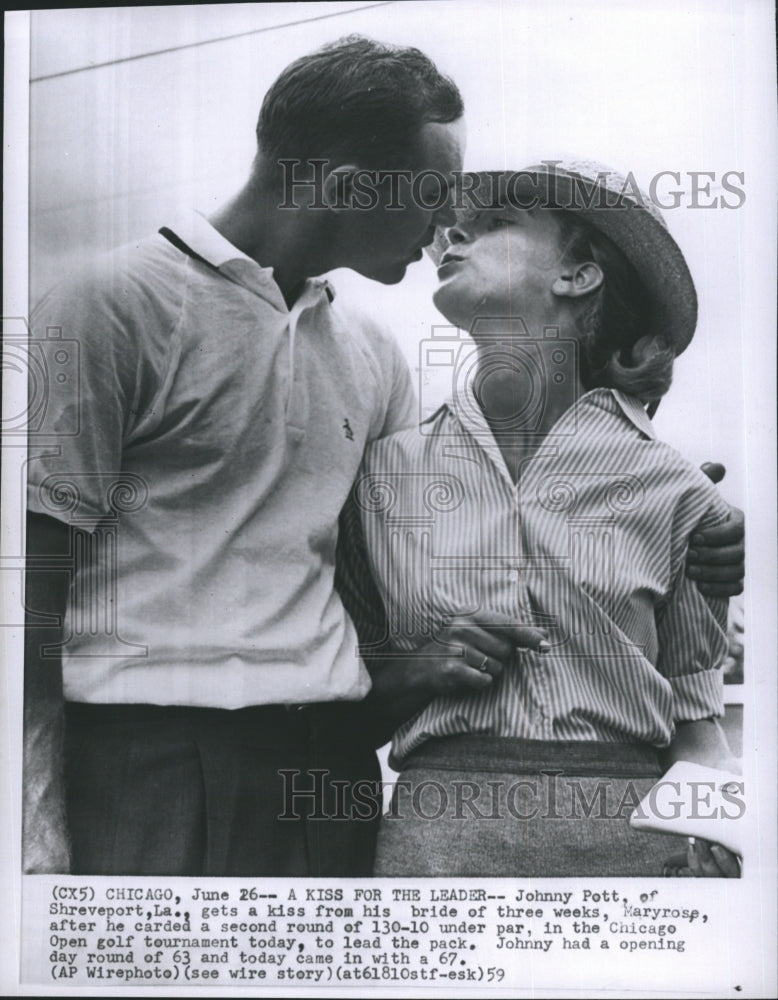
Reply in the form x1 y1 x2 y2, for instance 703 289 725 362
2 2 776 996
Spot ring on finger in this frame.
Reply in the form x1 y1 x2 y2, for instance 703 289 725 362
478 654 489 672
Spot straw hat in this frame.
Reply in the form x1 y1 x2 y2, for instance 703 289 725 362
429 159 697 354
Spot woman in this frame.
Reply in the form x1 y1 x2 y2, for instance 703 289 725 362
337 161 740 877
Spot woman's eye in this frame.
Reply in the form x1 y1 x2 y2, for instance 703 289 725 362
490 217 512 229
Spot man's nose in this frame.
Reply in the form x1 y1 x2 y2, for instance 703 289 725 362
432 193 458 229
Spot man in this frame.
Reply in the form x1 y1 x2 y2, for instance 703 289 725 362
23 37 743 877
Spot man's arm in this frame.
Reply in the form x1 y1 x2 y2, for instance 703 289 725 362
23 268 144 871
335 493 547 743
23 512 72 873
335 492 462 741
686 463 744 597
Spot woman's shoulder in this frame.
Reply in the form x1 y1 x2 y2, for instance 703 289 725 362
629 428 731 528
576 390 730 527
361 403 456 472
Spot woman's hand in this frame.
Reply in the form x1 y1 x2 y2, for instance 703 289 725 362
406 612 550 696
659 719 742 878
685 838 741 877
365 611 549 737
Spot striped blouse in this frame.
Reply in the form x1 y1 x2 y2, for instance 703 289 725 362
336 386 729 769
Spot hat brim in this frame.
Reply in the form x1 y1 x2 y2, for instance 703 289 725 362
428 169 697 354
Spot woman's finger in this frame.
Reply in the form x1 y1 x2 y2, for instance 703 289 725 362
445 624 514 662
432 658 494 693
446 611 549 654
686 841 703 876
710 843 741 877
462 646 504 678
688 838 736 877
489 623 551 653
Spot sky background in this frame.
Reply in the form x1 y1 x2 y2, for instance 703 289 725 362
24 1 776 510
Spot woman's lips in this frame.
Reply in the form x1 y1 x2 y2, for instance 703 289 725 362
437 255 464 272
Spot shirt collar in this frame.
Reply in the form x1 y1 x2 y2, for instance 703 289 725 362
609 389 657 439
164 210 336 308
444 384 657 455
444 377 519 486
170 210 257 269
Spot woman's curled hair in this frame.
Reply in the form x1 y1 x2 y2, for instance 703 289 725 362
552 210 676 403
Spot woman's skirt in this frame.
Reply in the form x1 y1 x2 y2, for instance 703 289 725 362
374 735 687 877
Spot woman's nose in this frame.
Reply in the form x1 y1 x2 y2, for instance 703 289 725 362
444 222 468 244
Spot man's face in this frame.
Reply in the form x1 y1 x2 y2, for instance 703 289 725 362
342 119 466 284
432 205 566 330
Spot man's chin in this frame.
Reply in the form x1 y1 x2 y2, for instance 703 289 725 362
378 270 407 286
349 258 411 285
371 262 408 285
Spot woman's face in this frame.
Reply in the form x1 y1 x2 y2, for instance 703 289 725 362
432 206 567 331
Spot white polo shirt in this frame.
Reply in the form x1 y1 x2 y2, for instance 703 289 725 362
27 212 416 707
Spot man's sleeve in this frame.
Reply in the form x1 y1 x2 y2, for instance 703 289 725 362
378 335 417 437
335 489 391 655
26 268 148 523
656 501 730 722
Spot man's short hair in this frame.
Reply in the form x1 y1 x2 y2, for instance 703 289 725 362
257 35 463 170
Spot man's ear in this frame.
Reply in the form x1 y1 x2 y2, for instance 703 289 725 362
321 164 359 210
551 261 604 298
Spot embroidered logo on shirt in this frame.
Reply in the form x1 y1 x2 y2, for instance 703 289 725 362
343 418 354 441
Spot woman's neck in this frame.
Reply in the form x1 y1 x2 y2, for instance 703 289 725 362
474 339 585 482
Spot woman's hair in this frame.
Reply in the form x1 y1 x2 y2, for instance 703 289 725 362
551 210 676 402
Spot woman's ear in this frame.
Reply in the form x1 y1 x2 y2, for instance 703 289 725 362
551 261 604 298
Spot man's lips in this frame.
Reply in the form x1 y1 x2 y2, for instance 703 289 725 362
411 237 437 262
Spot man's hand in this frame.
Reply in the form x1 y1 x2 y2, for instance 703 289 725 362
23 783 71 875
23 512 73 873
685 463 745 597
365 611 548 737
